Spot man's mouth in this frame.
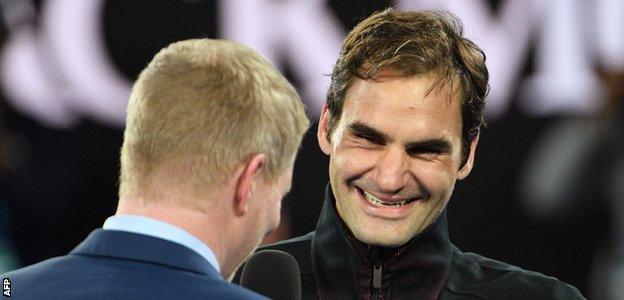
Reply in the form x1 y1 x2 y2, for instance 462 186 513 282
356 187 420 207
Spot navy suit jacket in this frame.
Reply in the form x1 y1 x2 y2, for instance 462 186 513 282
2 229 266 299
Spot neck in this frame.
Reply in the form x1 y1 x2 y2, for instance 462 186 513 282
116 196 231 275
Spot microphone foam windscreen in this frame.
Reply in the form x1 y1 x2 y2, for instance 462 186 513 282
240 249 301 300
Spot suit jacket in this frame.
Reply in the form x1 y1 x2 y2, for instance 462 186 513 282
2 229 266 299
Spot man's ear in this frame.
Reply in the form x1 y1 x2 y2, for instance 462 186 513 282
234 154 265 215
458 133 479 180
317 103 333 155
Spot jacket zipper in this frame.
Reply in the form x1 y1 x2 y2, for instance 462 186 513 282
373 263 382 299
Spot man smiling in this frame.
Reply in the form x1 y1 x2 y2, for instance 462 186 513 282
259 9 585 299
324 72 470 249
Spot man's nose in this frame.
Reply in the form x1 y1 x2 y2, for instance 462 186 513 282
373 146 409 194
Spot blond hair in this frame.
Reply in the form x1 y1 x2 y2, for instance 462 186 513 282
119 39 309 200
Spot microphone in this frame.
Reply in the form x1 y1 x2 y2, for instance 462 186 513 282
240 250 301 300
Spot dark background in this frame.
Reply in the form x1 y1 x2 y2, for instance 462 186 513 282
1 1 621 298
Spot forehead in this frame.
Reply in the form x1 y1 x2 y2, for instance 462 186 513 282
340 73 463 140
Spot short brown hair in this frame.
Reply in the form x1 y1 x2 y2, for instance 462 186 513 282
326 9 489 164
119 39 309 200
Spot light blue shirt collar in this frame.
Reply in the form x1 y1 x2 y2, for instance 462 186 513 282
103 215 221 274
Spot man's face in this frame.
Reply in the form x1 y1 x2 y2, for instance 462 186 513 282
318 71 477 247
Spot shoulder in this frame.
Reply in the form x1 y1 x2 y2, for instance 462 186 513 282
260 232 314 253
443 245 586 299
257 232 314 275
4 255 266 300
3 255 89 299
3 255 70 282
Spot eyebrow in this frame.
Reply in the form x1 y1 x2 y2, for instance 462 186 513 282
406 138 453 153
347 122 453 152
347 122 391 144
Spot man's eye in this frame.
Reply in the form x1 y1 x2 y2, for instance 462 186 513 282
407 147 441 157
355 134 384 145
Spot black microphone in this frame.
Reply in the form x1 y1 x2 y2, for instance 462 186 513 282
240 250 301 300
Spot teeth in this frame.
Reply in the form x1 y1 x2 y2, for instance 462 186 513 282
362 190 410 206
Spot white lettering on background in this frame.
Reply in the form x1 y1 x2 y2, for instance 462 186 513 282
1 0 622 128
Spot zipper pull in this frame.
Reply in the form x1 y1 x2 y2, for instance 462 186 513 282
373 264 382 288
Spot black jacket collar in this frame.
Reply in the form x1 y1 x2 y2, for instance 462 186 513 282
311 184 452 299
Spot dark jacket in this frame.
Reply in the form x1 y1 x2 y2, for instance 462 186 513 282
3 229 266 300
260 185 585 299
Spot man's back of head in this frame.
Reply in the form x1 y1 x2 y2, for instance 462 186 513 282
3 38 309 300
120 39 308 207
117 39 310 277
